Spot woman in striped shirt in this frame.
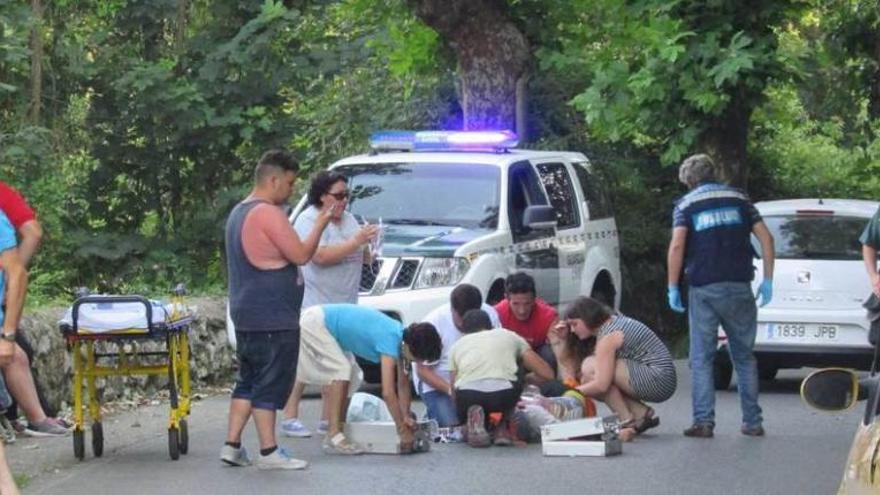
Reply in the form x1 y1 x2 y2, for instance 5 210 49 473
550 296 677 440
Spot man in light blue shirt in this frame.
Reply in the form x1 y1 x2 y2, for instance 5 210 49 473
297 304 441 455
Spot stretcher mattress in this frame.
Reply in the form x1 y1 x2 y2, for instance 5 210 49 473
59 299 190 334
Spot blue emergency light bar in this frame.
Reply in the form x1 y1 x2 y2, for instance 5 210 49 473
369 130 519 152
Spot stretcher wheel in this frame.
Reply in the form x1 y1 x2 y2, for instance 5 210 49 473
168 427 180 460
179 419 189 455
73 429 85 460
92 422 104 457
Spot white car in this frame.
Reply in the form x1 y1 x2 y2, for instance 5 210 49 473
715 198 880 389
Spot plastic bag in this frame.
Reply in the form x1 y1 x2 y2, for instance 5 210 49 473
346 392 393 423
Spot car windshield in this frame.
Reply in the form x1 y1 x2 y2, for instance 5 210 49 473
335 162 500 229
756 214 868 260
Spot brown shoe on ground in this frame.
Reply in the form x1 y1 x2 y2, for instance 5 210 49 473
741 424 765 437
683 423 714 438
492 423 513 446
465 406 491 448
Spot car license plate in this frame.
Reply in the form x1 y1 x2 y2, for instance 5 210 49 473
765 323 839 342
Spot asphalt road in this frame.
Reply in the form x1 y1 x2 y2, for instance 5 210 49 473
16 361 862 495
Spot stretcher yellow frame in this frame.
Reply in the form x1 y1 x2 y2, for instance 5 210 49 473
61 289 193 461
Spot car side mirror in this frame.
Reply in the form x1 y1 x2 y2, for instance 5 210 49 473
800 368 859 412
523 205 557 230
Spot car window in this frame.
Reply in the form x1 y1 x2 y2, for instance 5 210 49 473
756 214 868 260
337 162 500 229
507 161 551 241
572 162 613 219
535 162 580 229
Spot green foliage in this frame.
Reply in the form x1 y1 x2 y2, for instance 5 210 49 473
1 0 458 302
539 0 802 165
750 81 880 199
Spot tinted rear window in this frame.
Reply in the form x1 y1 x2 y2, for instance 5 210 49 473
758 215 868 260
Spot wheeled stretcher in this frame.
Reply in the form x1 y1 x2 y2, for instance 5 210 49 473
58 285 193 460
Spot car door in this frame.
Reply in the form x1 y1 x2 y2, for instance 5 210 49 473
533 160 583 307
506 160 559 303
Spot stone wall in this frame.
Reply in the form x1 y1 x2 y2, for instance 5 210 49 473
19 297 235 412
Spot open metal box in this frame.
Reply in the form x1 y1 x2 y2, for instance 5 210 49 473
540 416 622 457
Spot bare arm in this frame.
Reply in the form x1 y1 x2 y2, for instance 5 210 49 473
380 356 406 429
264 204 334 265
0 248 27 335
416 363 451 396
666 226 688 286
576 332 622 397
17 219 42 266
521 349 554 381
396 359 412 418
752 221 775 280
311 225 379 266
381 356 415 451
548 321 576 381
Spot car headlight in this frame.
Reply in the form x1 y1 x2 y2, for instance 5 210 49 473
413 257 470 289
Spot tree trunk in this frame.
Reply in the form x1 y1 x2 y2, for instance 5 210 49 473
28 0 43 124
408 0 530 132
176 0 189 57
697 95 753 191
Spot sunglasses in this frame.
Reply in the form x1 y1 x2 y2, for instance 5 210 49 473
326 190 349 200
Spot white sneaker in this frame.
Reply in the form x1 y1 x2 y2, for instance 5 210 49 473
255 447 309 470
220 445 251 467
316 420 329 435
280 418 312 438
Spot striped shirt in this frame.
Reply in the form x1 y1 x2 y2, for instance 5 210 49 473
597 314 677 403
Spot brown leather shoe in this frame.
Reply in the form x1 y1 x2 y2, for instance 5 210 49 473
683 423 714 438
741 424 765 437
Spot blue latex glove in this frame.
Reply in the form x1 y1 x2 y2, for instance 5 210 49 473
756 278 773 307
667 285 685 313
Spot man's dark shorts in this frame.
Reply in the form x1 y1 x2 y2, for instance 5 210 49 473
232 330 299 411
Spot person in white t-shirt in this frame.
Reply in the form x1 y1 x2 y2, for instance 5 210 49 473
414 284 500 428
280 171 379 438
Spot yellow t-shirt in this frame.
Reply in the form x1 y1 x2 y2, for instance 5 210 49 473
450 328 529 387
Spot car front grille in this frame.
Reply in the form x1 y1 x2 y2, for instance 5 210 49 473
360 259 384 292
359 257 422 294
392 259 420 289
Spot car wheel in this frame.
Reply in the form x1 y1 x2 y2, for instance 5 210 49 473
714 350 733 390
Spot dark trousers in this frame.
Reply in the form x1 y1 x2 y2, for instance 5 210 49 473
455 383 522 427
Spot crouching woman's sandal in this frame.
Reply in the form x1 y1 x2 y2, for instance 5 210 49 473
633 408 660 434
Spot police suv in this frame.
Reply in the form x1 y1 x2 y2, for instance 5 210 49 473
228 130 622 370
315 130 619 318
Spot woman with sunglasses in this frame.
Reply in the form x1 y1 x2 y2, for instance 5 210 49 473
281 171 380 439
